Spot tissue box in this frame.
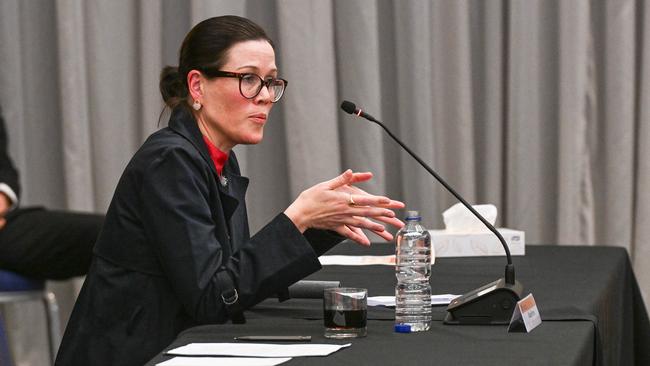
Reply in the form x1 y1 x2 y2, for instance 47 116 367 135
429 228 525 257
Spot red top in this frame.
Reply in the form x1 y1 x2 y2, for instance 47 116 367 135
202 135 229 176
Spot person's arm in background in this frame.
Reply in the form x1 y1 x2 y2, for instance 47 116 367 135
0 106 20 229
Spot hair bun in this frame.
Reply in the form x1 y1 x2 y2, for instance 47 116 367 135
159 66 187 108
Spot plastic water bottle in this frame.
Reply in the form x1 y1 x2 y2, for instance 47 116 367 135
395 210 432 332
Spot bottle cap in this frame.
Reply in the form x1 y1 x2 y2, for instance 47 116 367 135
405 210 421 221
394 324 412 333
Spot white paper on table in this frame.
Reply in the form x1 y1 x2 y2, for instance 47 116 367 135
368 294 460 307
318 255 395 266
157 356 291 366
166 343 351 358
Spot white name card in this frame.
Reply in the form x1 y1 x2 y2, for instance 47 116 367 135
508 293 541 333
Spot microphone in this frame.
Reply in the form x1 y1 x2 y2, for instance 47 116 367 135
340 100 523 325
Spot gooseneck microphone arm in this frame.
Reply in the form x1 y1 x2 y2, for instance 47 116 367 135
340 100 515 285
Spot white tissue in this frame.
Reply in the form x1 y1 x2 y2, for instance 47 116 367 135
442 203 497 233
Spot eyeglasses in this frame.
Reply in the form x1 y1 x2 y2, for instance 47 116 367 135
201 70 288 103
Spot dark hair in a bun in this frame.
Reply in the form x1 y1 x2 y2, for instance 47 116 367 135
159 15 274 110
159 66 186 109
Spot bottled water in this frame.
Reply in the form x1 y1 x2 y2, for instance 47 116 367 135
395 210 432 332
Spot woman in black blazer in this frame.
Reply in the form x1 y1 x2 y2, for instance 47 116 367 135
55 16 404 366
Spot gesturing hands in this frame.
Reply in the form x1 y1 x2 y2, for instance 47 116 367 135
284 169 405 246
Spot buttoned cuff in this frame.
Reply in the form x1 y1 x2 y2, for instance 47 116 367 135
0 183 18 210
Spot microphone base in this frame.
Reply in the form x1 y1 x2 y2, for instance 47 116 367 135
444 278 523 325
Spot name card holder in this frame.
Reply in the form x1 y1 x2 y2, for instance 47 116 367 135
508 293 541 333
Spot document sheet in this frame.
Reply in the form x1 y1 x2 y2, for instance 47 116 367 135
368 294 460 307
166 343 351 358
157 356 291 366
319 255 394 266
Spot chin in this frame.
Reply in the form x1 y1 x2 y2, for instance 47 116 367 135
241 133 264 145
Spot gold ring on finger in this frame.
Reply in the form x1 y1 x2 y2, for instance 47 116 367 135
348 193 356 206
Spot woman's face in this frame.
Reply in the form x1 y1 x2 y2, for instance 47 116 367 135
193 39 277 151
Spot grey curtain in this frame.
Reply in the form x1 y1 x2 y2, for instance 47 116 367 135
1 0 648 364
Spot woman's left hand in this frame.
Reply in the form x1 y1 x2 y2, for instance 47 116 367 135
333 171 406 235
283 170 405 246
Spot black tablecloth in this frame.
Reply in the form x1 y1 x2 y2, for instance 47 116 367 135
146 244 650 366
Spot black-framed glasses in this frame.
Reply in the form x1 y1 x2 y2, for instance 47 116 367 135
201 70 288 103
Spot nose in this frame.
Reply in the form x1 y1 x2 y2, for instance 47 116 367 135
254 84 273 104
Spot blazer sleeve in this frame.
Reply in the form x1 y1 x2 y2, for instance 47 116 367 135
0 109 20 200
139 147 322 324
304 229 345 256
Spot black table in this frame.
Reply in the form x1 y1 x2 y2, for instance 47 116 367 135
146 244 650 366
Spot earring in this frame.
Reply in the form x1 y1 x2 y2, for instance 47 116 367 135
192 100 202 111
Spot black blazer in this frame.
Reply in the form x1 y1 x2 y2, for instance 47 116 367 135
55 108 342 366
0 107 20 198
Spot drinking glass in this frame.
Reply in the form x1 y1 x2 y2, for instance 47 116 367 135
323 287 367 338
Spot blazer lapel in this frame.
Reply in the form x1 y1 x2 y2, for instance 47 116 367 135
217 156 249 222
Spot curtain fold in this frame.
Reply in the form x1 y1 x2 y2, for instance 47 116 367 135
277 0 342 195
556 0 594 245
56 0 95 212
507 0 548 239
598 0 637 253
393 1 439 222
333 0 386 196
633 0 650 294
1 1 649 364
138 0 164 141
431 0 476 206
470 1 505 213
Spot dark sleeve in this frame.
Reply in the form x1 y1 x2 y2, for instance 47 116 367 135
273 229 343 302
0 108 20 198
139 148 322 324
304 229 345 256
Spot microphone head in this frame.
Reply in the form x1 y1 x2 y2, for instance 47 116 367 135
340 100 357 115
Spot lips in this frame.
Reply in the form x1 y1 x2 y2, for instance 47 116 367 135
249 113 267 124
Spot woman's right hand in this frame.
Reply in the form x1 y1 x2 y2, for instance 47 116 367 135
283 170 405 246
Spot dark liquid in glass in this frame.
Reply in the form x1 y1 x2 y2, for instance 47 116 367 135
323 309 367 329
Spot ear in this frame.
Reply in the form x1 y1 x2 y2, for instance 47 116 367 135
187 70 203 101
